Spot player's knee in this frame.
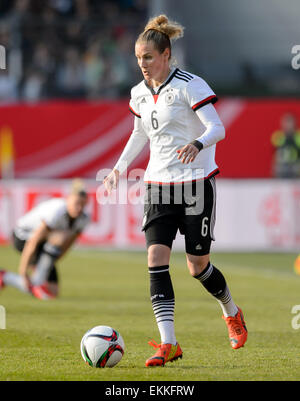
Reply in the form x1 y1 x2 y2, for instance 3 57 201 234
43 242 62 259
148 244 170 267
187 255 210 277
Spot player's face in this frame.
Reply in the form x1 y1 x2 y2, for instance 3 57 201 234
135 41 170 84
67 194 87 218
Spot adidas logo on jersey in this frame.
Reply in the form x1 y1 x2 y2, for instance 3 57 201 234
141 97 147 103
195 244 202 250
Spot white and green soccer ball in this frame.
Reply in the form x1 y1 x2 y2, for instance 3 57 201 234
80 325 125 368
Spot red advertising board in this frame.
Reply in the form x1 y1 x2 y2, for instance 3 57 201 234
1 98 300 179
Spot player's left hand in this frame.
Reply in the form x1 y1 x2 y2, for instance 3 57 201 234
176 144 199 164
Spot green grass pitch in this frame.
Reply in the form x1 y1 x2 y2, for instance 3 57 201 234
0 245 300 381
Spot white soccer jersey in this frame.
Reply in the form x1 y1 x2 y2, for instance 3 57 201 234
115 67 224 184
15 198 89 240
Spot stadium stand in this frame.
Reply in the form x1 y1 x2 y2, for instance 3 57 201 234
0 0 147 101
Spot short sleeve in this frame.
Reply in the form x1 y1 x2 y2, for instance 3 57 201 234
129 89 141 118
40 199 65 231
184 77 218 112
42 209 62 230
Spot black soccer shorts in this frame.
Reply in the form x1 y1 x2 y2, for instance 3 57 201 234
142 177 216 256
12 232 59 283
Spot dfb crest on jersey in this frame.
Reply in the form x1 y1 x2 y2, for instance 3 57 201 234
165 91 175 105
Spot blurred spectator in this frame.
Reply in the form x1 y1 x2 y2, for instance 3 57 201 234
83 38 105 99
56 46 86 98
8 0 31 20
31 42 56 78
109 31 137 95
271 113 300 178
74 0 90 19
21 68 46 101
0 22 12 50
0 69 18 103
48 0 75 17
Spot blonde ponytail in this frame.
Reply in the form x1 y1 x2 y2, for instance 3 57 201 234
136 14 184 58
143 14 184 41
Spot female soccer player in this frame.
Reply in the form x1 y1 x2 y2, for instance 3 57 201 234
104 15 247 366
0 180 89 300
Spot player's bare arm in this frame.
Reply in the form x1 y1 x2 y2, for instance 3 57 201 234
18 221 50 287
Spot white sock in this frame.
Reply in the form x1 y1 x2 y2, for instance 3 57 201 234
152 299 177 345
3 272 29 293
217 286 238 317
158 320 177 345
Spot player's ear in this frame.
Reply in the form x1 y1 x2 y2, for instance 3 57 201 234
163 47 171 61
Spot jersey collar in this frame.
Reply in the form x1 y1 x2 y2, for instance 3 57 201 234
144 67 179 96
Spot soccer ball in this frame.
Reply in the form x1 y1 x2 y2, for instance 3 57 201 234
80 325 125 368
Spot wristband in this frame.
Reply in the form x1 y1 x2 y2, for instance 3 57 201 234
190 140 203 152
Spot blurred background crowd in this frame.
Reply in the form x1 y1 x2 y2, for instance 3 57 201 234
0 0 147 102
1 0 299 103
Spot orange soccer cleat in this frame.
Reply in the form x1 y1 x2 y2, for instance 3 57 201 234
145 340 183 367
31 284 56 300
223 306 248 349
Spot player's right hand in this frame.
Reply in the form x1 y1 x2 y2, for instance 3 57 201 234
103 169 119 195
